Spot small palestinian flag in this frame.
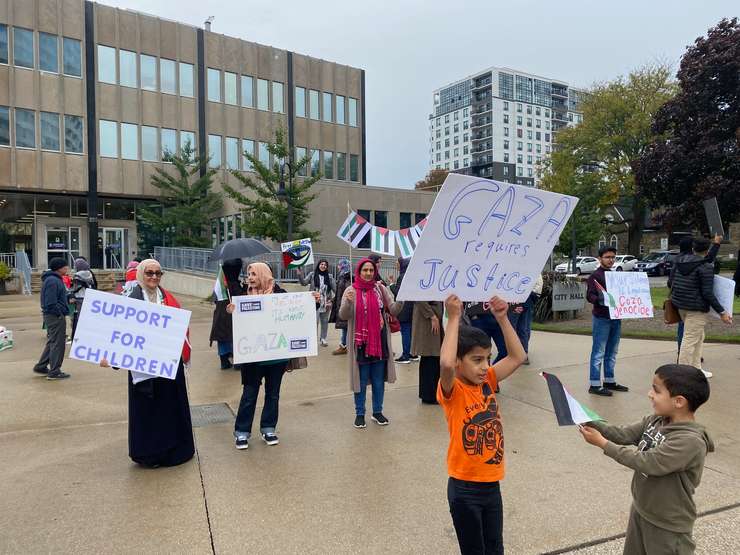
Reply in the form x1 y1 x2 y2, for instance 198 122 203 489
371 226 396 256
595 281 617 309
541 372 603 426
213 266 230 302
396 228 418 259
337 211 371 247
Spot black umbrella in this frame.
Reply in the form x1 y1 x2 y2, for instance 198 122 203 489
209 238 271 262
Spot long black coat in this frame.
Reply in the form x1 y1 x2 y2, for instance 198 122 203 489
209 281 246 345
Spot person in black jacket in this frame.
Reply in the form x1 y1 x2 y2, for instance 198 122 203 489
668 235 721 354
33 257 71 380
671 237 733 378
329 258 351 354
734 250 740 297
389 257 416 363
209 258 245 369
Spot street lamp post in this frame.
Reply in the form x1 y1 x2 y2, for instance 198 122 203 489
277 158 293 241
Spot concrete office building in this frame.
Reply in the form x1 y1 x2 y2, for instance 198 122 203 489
0 0 433 270
429 67 585 187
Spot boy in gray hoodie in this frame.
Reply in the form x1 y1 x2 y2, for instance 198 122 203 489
579 364 713 555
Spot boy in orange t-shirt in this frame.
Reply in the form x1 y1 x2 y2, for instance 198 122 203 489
438 294 526 555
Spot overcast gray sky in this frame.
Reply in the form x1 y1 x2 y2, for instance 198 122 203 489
113 0 737 189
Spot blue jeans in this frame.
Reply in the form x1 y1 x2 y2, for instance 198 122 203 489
354 360 385 416
340 328 348 347
471 314 507 363
217 341 232 356
400 321 412 359
589 316 621 386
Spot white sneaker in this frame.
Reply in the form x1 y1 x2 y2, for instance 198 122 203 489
702 370 713 379
320 339 328 347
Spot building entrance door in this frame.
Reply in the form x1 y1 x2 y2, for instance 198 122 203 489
99 228 127 269
46 227 80 268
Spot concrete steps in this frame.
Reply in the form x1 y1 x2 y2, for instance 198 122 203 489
30 270 124 293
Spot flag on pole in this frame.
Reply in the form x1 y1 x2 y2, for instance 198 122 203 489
371 227 396 256
213 266 230 301
396 228 418 259
541 372 603 426
337 211 371 247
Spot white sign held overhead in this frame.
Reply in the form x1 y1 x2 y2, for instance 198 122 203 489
710 275 735 319
397 174 578 303
232 292 318 364
603 271 654 320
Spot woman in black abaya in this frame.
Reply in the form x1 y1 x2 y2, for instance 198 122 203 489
102 259 195 468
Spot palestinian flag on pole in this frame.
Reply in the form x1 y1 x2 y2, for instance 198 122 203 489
337 211 371 248
396 228 418 259
541 372 603 426
371 226 396 256
213 266 230 301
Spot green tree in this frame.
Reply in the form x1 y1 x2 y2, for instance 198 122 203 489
541 64 676 255
138 142 221 248
222 128 320 242
415 169 449 191
636 18 740 230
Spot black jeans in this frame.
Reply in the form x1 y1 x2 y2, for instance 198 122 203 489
234 362 286 437
447 477 504 555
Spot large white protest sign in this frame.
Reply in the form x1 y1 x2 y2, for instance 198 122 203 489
397 174 578 302
69 289 191 379
603 271 654 319
710 275 735 319
232 292 318 364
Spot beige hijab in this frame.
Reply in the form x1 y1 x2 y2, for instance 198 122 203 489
136 259 161 302
247 262 274 295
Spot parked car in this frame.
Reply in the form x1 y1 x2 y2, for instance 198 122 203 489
612 255 638 271
634 250 678 276
555 256 599 274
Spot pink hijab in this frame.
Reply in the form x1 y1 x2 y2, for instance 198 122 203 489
247 262 275 295
352 258 384 358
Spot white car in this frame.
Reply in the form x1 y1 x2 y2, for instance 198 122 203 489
555 256 599 274
612 255 638 271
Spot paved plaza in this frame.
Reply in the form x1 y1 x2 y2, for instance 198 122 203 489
1 293 738 554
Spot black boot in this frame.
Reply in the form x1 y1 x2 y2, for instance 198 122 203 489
220 354 233 370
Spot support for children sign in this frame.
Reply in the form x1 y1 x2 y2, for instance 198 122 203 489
232 292 318 364
397 174 578 302
69 289 191 378
603 271 654 319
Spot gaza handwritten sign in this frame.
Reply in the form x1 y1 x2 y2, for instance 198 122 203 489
604 271 654 319
69 289 191 379
232 292 318 364
397 174 578 302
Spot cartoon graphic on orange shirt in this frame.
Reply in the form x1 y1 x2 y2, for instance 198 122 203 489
461 382 504 465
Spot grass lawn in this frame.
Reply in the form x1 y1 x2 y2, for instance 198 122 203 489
532 322 740 344
650 287 739 314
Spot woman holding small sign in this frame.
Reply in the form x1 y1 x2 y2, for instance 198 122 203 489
100 259 195 468
227 262 289 450
339 258 403 429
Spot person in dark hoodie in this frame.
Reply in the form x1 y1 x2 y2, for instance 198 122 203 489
586 245 629 396
580 364 714 555
389 256 416 364
33 257 71 380
670 237 732 378
209 258 245 369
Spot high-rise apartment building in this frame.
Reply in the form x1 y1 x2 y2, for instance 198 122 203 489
429 67 585 187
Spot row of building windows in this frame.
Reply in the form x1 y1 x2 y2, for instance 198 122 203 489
97 45 194 97
0 106 83 152
294 87 358 126
206 68 283 113
98 119 195 160
0 24 82 77
203 135 360 182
